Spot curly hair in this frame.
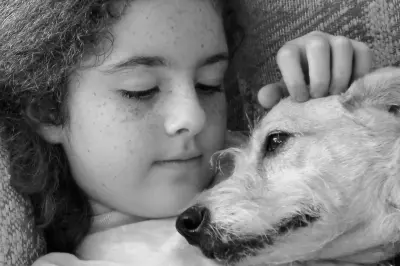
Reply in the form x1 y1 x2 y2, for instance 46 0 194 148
0 0 242 254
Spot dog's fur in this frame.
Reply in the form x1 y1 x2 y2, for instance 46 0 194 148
179 67 400 266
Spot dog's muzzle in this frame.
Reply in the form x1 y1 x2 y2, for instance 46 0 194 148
176 205 271 264
176 205 321 264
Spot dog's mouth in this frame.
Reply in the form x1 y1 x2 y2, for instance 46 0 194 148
197 230 273 265
198 212 320 264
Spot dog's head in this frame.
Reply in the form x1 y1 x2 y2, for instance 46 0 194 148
176 67 400 266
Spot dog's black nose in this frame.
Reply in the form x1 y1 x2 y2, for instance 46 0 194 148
176 205 209 246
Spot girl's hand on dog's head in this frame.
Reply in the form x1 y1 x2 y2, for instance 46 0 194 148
257 31 373 109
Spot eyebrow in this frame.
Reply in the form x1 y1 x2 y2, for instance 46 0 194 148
103 52 229 74
201 53 230 66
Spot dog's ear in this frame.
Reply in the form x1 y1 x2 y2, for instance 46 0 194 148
342 68 400 228
341 67 400 116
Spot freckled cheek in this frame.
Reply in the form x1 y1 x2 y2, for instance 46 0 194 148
80 99 147 128
117 102 149 122
69 94 158 153
110 103 160 154
67 99 122 140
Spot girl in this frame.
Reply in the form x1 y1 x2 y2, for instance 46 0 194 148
0 0 372 264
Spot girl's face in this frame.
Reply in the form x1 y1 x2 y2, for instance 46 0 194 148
57 0 228 219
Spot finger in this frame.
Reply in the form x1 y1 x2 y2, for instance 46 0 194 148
277 43 309 102
305 35 331 98
351 40 373 81
257 82 286 109
328 36 354 94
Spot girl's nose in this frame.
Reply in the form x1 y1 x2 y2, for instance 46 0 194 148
164 90 206 137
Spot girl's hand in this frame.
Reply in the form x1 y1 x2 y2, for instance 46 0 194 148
258 31 373 109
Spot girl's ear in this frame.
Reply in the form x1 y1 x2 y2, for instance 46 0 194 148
25 98 65 144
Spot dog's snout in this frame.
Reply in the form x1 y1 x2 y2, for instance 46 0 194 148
176 205 209 245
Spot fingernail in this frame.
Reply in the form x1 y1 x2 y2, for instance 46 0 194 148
295 94 309 102
309 91 322 99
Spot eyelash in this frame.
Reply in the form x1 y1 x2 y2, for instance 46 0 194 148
119 83 223 101
195 84 223 94
119 87 160 100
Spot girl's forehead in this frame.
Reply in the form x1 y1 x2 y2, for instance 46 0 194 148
118 0 222 29
92 0 227 70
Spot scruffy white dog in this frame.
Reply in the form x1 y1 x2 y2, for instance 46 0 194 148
176 67 400 266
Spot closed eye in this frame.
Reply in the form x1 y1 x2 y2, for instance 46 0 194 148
195 83 223 95
119 87 160 100
264 131 292 157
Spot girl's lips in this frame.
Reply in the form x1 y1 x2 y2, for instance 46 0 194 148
155 155 203 165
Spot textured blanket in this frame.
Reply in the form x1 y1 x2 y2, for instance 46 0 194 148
227 0 400 131
0 144 45 266
1 1 400 266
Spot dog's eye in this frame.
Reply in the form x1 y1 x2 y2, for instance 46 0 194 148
264 131 291 156
388 105 400 116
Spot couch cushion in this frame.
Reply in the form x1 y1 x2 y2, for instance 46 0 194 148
227 0 400 130
0 144 46 266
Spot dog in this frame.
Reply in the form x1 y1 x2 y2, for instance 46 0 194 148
176 67 400 266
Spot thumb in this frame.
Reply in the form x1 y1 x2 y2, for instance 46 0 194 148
257 80 288 109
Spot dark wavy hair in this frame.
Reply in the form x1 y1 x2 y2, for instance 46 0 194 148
0 0 242 254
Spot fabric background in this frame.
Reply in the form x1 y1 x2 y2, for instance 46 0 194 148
226 0 400 131
0 143 45 266
1 0 400 265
